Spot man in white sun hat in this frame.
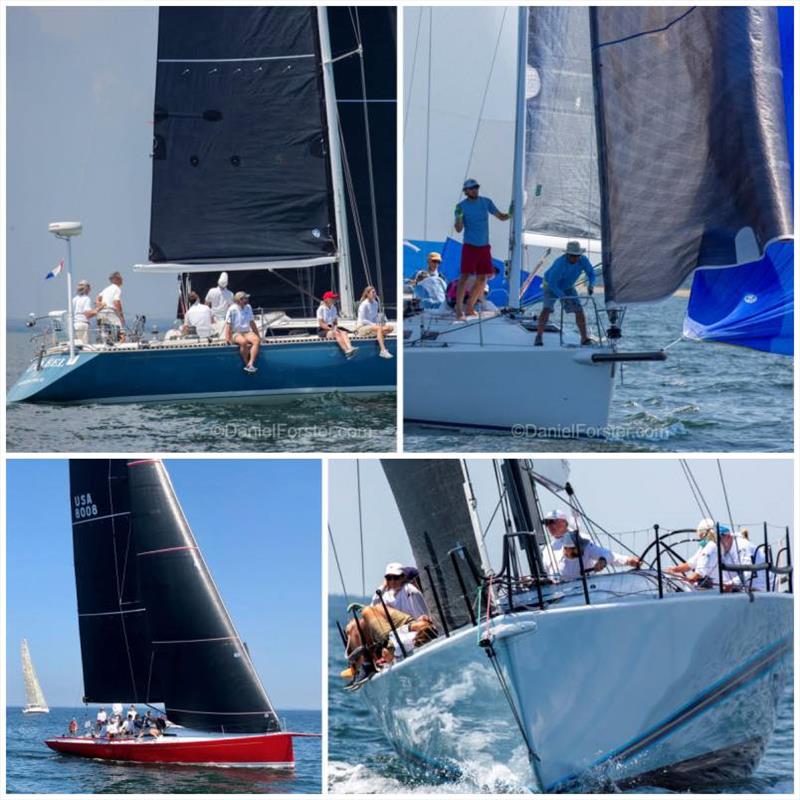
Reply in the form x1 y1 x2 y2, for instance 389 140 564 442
371 561 430 618
535 240 596 346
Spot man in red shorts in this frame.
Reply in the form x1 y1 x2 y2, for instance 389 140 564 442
453 178 510 319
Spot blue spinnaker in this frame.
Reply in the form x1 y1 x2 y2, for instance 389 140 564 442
685 7 793 355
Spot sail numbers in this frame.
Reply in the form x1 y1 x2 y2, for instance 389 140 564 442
73 493 99 520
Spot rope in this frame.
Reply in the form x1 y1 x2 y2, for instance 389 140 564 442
356 461 366 597
328 524 351 606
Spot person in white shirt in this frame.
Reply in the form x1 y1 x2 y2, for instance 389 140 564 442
356 285 393 358
666 518 720 581
72 280 97 344
205 271 234 322
372 562 430 618
224 291 261 373
551 532 640 581
690 526 759 591
317 290 356 357
425 252 447 288
182 291 214 338
96 707 108 730
96 271 125 342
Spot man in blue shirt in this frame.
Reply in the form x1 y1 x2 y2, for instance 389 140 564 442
535 241 596 346
453 178 510 319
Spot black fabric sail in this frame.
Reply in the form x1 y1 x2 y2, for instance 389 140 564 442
590 6 793 304
127 460 280 733
381 459 483 632
149 6 336 265
70 460 160 703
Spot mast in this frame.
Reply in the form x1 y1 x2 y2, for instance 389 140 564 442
317 7 355 317
501 459 548 576
461 461 493 572
507 5 528 309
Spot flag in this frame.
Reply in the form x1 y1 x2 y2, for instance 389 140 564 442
45 260 64 280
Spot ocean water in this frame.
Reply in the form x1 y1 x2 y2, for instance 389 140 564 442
5 708 321 794
327 596 794 794
404 295 794 453
6 331 396 453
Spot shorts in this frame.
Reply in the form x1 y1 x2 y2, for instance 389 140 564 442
460 243 494 276
357 324 378 337
542 286 581 313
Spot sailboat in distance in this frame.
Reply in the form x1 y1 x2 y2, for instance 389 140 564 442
45 459 316 766
21 640 49 714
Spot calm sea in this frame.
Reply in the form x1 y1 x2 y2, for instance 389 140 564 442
5 707 320 794
404 295 794 453
6 330 395 453
327 596 793 794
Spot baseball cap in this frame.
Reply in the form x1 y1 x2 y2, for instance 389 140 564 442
322 291 340 301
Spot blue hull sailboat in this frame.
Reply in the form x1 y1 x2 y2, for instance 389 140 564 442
8 7 396 405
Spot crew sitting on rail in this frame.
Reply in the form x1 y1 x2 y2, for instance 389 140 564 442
545 532 641 580
225 291 261 374
317 291 357 358
356 286 394 359
182 291 214 338
341 603 437 682
372 562 430 618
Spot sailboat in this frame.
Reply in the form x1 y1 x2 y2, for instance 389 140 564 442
8 7 396 405
339 458 793 791
45 459 314 766
403 6 792 433
21 639 49 714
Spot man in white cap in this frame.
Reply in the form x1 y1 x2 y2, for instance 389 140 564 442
453 178 510 320
205 272 233 323
224 291 260 373
554 532 640 581
535 241 596 346
72 279 97 344
371 562 430 618
683 523 762 591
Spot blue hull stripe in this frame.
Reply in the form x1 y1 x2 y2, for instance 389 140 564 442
545 635 792 791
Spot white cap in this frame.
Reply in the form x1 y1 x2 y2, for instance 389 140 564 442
384 562 404 577
696 517 716 535
218 272 229 288
543 509 569 522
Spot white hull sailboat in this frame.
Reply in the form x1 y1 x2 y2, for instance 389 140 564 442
403 6 792 434
21 639 49 714
338 458 793 791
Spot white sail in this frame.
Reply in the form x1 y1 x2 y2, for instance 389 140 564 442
21 639 49 712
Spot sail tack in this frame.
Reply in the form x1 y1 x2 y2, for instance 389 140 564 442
523 6 600 245
590 7 793 304
21 640 48 709
381 460 483 631
148 7 336 266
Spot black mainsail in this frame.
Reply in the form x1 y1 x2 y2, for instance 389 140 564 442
69 459 279 733
381 459 483 631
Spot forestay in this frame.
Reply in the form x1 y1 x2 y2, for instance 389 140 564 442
591 7 793 305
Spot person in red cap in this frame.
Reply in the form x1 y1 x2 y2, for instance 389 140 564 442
317 291 357 357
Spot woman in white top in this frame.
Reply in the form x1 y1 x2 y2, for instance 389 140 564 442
72 279 97 344
356 286 393 358
224 291 261 373
317 290 356 357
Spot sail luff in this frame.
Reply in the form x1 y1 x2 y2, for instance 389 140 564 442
21 639 48 709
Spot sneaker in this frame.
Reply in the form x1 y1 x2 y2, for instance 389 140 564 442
243 364 258 374
379 350 394 359
345 347 359 359
581 337 597 346
534 335 543 346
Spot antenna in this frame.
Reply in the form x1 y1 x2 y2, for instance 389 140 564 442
48 221 83 360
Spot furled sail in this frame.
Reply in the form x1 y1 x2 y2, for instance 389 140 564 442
523 7 600 252
21 640 48 708
127 460 280 733
684 7 794 355
590 7 793 304
148 7 336 267
381 459 483 632
70 460 159 703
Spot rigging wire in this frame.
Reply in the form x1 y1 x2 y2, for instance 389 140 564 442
423 7 432 241
356 460 366 597
404 7 423 136
680 459 713 520
716 459 736 534
328 524 351 606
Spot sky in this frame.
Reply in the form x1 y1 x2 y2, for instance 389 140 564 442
6 6 175 322
6 458 322 710
328 457 794 597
